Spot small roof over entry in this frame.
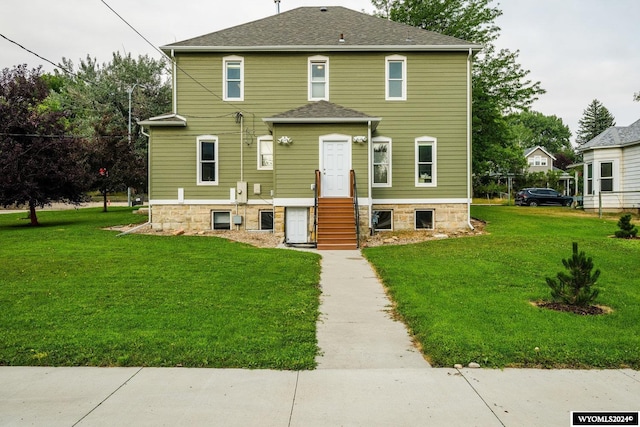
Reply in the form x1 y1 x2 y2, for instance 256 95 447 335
263 101 381 131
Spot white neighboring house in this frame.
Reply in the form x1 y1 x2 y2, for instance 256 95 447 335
577 119 640 212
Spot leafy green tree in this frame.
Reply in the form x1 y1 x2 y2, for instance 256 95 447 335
546 242 600 307
375 0 501 45
372 0 545 178
506 110 572 154
53 53 171 195
576 99 616 145
0 65 91 225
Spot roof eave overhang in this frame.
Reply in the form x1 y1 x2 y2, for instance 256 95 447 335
577 143 632 152
138 121 187 127
162 44 482 54
138 113 187 127
263 117 381 131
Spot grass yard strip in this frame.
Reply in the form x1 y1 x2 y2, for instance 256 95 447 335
363 206 640 369
0 207 321 370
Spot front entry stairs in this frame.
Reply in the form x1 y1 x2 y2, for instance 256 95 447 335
316 196 358 250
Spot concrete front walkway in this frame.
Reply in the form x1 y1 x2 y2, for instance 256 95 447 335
315 250 428 369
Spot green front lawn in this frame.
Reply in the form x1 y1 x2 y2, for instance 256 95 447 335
0 208 320 369
363 206 640 369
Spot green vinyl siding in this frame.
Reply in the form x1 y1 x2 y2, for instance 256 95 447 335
273 124 369 198
150 50 469 202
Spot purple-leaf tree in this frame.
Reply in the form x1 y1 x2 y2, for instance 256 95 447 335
0 65 90 225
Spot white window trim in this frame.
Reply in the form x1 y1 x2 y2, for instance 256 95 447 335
259 210 274 231
372 136 392 187
598 160 617 192
308 55 329 101
373 209 393 231
415 136 437 187
257 135 273 170
586 162 593 195
197 135 219 185
223 55 244 101
414 209 435 230
211 210 232 230
385 55 407 101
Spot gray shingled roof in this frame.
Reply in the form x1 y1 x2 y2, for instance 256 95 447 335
578 118 640 151
524 146 555 160
163 6 480 52
263 101 381 129
266 100 377 120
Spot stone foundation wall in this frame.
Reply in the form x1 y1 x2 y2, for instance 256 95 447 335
151 202 470 236
372 203 469 231
151 204 275 232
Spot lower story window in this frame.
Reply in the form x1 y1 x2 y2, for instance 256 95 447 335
212 211 231 230
586 163 593 194
260 210 274 230
600 162 613 192
415 210 434 230
372 210 392 230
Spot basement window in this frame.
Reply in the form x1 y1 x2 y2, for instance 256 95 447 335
415 210 434 230
212 211 231 230
372 210 392 231
260 211 274 231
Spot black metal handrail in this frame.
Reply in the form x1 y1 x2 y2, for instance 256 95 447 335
350 169 360 248
313 170 320 247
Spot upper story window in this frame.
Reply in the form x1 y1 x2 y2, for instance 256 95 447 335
372 137 391 187
386 55 406 101
529 155 547 166
223 56 244 101
197 135 218 185
415 136 437 187
308 56 329 101
257 136 273 170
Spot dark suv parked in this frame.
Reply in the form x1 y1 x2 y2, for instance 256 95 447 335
515 188 573 207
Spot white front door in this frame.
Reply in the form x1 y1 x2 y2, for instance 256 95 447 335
286 207 308 243
322 139 351 197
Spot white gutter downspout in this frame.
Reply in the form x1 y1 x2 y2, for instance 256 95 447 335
467 48 475 230
367 120 373 233
171 50 177 114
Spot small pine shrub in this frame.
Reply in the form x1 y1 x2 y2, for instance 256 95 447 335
545 242 600 307
614 214 638 239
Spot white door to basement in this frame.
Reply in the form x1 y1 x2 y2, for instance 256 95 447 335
321 137 351 197
286 207 308 244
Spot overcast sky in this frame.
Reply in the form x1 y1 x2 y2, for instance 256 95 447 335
1 0 638 143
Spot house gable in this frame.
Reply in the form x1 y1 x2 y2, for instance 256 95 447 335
524 146 555 172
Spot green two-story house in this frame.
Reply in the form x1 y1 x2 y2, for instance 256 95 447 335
141 6 480 249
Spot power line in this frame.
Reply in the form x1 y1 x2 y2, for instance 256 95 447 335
0 33 92 84
0 132 128 139
99 0 258 121
99 0 171 62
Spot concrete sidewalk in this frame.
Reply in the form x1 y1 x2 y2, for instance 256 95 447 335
1 249 638 426
1 367 638 426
